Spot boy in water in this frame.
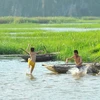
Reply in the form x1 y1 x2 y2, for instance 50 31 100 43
66 50 82 69
26 44 42 75
28 47 36 75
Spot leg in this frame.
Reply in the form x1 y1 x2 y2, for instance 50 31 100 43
29 61 35 74
28 64 30 68
28 58 31 68
30 63 35 74
30 66 34 74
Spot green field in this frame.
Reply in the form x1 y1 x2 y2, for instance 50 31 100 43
0 23 100 62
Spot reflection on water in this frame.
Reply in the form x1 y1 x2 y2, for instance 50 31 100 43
0 27 100 33
0 58 100 100
41 27 100 32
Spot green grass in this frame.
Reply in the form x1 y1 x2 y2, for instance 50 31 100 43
0 23 100 62
0 23 100 29
0 16 100 24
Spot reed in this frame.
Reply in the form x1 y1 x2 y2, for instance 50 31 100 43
0 23 100 29
0 23 100 62
0 16 100 24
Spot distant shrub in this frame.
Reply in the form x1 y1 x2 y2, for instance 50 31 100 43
0 16 100 24
82 16 100 20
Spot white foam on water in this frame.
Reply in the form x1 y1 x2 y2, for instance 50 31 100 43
69 66 89 79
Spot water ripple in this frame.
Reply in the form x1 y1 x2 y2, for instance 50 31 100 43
0 59 100 100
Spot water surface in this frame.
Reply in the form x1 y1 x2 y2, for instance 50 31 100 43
0 27 100 32
0 58 100 100
40 27 100 32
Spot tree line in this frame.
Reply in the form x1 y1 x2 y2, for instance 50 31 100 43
0 0 100 17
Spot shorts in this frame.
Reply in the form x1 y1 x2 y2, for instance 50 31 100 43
76 66 83 71
28 58 35 69
76 66 82 69
76 66 85 71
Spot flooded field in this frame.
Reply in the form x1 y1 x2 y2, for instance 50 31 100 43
0 58 100 100
0 27 100 32
40 27 100 32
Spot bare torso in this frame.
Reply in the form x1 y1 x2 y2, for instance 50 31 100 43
29 52 36 62
73 55 82 67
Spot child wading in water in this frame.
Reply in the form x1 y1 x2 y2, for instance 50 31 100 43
28 47 36 75
26 44 42 75
66 50 82 69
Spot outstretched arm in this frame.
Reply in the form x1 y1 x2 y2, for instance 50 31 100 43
26 44 30 52
20 48 29 54
21 44 30 55
66 56 73 63
36 50 44 54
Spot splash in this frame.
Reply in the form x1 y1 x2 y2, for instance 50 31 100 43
69 66 89 80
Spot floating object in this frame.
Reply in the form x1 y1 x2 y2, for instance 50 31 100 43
22 54 56 62
42 64 74 73
43 63 100 74
0 53 56 62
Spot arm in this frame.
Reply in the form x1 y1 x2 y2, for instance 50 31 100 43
66 56 73 63
21 48 29 55
20 44 30 55
26 44 30 53
36 50 44 54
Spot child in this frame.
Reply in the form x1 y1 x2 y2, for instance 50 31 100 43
28 47 36 75
66 50 86 79
66 50 82 69
26 44 42 75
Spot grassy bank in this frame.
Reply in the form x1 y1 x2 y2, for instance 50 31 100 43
0 22 100 29
0 16 100 24
0 23 100 62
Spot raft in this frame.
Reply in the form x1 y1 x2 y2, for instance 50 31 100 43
43 63 100 74
21 54 56 62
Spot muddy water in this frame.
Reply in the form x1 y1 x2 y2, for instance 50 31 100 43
0 58 100 100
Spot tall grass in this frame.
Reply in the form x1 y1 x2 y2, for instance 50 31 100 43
0 23 100 29
0 16 100 24
0 25 100 62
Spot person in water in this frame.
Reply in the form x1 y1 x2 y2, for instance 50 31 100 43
66 50 82 69
26 44 42 75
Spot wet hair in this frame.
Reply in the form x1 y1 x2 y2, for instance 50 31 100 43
74 50 78 54
30 47 35 52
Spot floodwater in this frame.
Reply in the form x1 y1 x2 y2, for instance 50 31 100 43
40 27 100 32
0 27 100 32
0 58 100 100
